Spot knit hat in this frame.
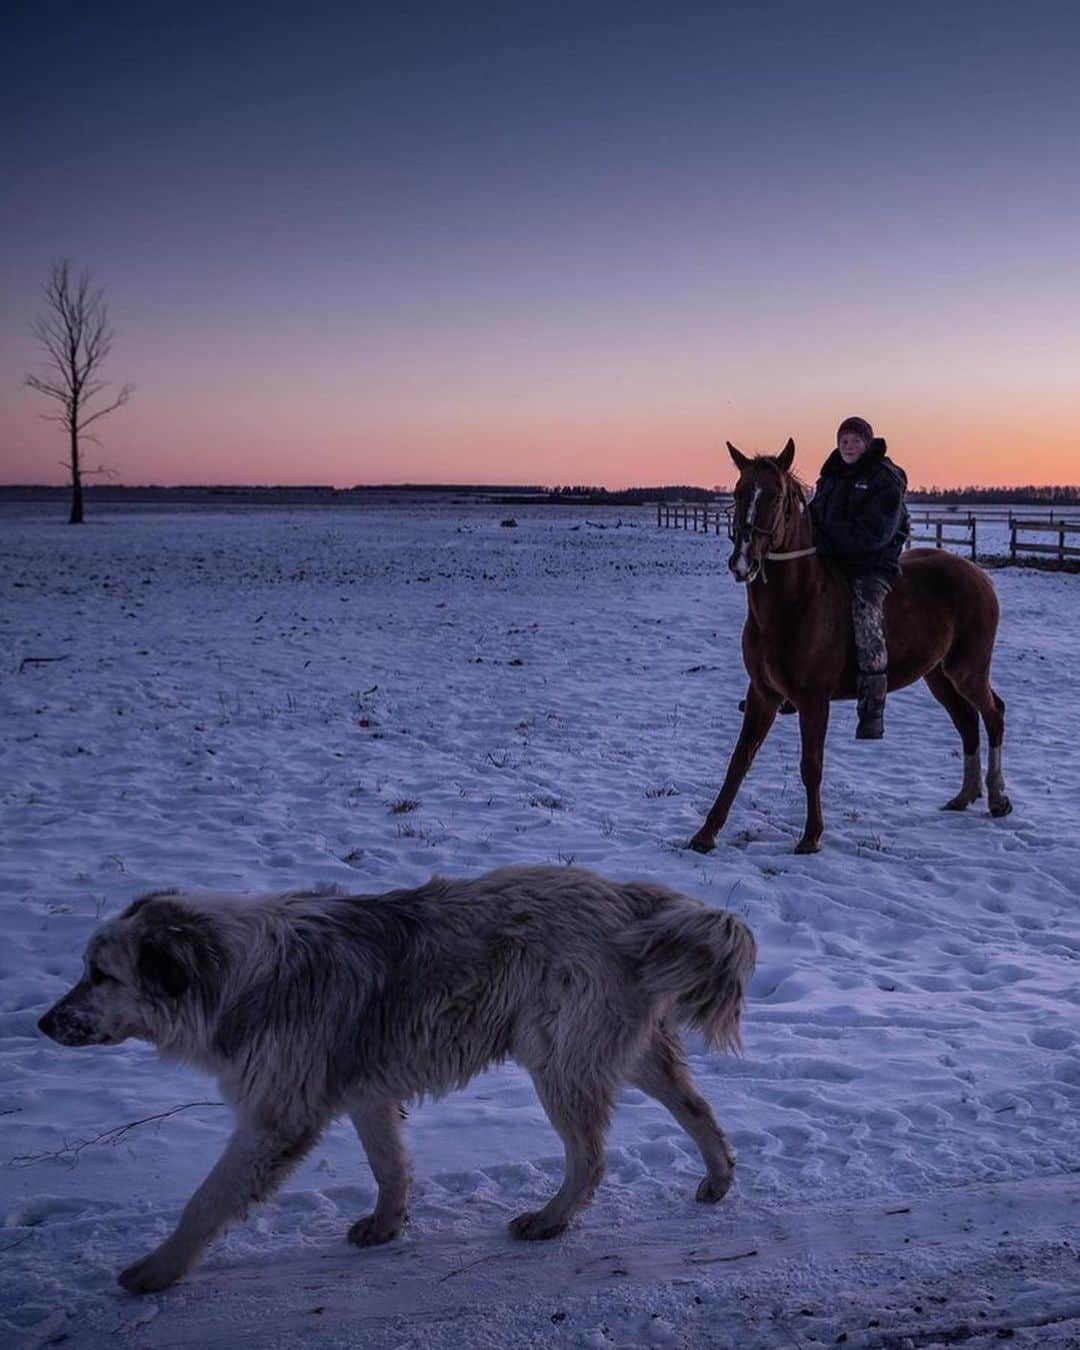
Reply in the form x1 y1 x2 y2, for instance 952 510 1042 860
837 415 874 443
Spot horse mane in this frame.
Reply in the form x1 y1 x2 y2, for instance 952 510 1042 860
786 472 809 509
747 455 809 510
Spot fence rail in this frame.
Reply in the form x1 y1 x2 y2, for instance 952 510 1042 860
1009 517 1080 564
905 516 978 560
656 502 1080 566
656 503 729 534
912 507 1080 524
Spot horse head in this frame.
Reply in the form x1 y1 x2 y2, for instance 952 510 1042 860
725 439 806 583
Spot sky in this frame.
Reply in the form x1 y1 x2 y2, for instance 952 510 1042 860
2 0 1078 490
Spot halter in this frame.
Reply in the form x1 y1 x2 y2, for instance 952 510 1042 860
728 481 816 579
765 545 817 561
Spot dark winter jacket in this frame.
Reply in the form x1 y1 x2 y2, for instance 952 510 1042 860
809 438 909 581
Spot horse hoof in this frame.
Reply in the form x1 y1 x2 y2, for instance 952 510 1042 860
942 796 972 812
794 838 820 855
695 1172 732 1204
990 796 1013 818
688 833 715 855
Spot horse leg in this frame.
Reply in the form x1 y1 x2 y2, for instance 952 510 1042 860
690 683 781 853
946 672 1011 817
924 666 982 809
984 688 1011 817
795 696 829 853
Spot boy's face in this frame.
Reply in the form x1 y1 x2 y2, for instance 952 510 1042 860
838 432 871 465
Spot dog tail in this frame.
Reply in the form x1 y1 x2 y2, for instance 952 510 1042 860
616 902 756 1052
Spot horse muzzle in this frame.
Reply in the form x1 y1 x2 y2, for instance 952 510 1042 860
728 548 761 584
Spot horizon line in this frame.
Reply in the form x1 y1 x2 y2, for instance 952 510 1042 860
4 481 1080 496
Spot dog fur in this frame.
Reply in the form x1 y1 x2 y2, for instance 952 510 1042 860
38 865 756 1293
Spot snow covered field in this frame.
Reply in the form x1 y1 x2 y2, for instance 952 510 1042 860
2 501 1079 1349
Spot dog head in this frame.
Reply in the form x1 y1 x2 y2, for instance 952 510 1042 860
38 891 225 1049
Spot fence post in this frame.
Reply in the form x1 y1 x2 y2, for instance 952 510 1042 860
970 518 977 561
1010 520 1017 562
1061 528 1066 564
935 521 943 549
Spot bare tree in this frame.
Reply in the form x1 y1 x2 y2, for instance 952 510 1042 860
25 260 133 523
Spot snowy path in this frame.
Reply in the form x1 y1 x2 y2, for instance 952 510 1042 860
2 502 1079 1347
8 1173 1080 1348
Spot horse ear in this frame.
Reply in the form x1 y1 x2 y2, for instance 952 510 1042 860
775 438 795 472
726 441 750 472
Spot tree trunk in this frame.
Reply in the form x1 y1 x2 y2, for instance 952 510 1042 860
69 422 83 524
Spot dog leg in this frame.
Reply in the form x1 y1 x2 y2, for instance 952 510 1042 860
631 1026 734 1202
118 1121 320 1294
509 1072 612 1240
346 1096 411 1247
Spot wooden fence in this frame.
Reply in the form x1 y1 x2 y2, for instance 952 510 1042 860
905 514 978 560
1009 517 1080 564
656 503 730 534
656 502 1080 565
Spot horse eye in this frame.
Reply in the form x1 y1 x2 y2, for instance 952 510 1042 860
89 965 115 986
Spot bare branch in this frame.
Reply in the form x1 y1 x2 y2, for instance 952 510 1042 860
8 1101 224 1169
77 384 133 430
25 375 71 404
18 655 70 673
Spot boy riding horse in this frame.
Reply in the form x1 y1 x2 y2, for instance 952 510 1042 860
810 416 909 739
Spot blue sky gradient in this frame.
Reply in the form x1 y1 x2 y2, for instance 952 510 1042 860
3 1 1078 486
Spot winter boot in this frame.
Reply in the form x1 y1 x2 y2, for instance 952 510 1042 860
855 672 887 740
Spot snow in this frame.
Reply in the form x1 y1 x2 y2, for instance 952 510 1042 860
2 499 1079 1349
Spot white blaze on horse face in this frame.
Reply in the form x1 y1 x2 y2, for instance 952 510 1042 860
731 485 761 581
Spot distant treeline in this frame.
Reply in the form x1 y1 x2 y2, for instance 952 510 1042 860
356 483 549 495
546 485 717 504
908 485 1080 505
4 482 1079 507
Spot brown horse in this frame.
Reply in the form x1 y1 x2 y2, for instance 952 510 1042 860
689 440 1011 855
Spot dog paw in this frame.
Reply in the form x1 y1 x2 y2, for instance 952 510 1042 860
117 1250 187 1294
347 1212 404 1247
695 1173 732 1204
508 1210 568 1241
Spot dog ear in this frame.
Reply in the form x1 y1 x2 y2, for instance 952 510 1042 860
137 938 193 999
726 442 750 472
775 438 795 472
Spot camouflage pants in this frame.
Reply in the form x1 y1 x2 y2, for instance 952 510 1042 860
852 575 891 675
